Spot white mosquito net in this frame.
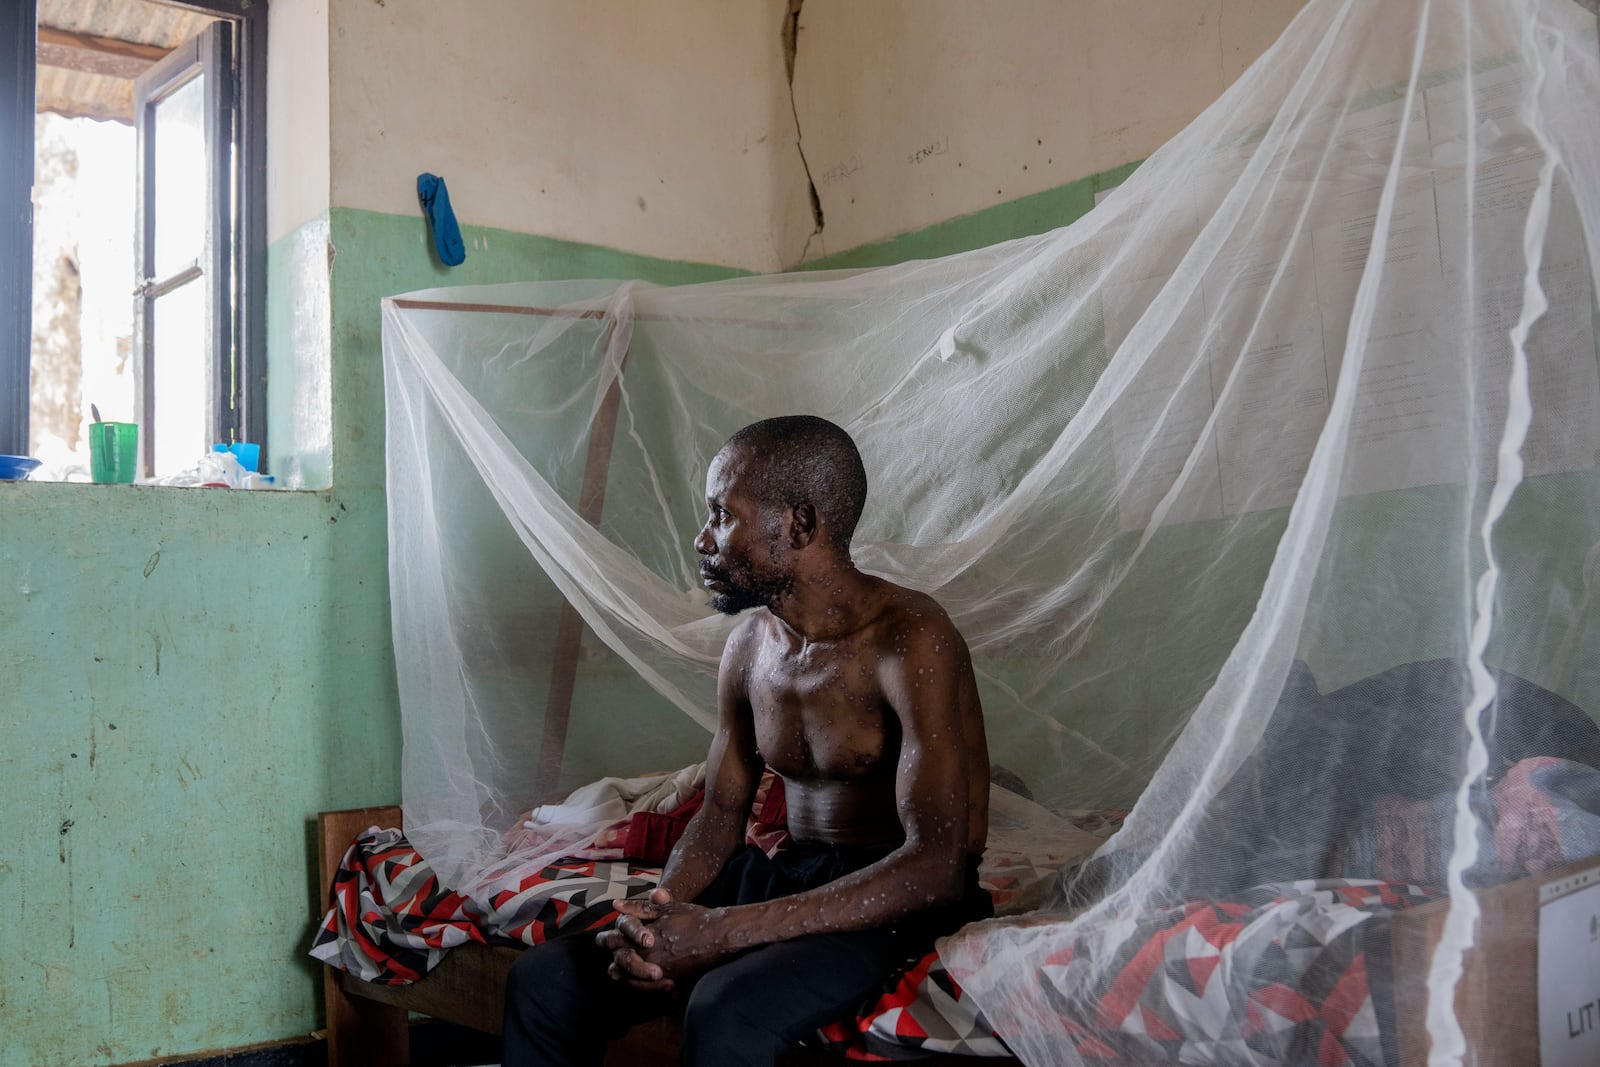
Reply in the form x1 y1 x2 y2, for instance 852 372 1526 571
381 0 1600 1062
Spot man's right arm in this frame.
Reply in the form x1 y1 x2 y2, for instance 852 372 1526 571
656 620 762 902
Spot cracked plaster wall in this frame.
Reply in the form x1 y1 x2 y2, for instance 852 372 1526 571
786 0 1307 265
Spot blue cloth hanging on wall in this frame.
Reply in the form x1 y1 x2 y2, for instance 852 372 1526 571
417 173 467 266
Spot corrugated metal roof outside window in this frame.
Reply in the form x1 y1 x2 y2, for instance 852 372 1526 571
36 0 218 124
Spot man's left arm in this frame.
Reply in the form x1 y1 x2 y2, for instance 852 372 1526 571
637 619 973 975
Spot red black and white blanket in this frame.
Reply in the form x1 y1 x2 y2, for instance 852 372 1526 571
311 827 1435 1063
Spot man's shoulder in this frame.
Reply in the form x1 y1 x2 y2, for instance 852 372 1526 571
869 582 965 649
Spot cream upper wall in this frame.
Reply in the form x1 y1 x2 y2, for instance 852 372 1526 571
267 0 332 243
325 0 810 274
283 0 1310 266
789 0 1308 262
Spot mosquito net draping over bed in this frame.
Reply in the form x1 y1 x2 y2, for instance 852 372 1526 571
381 0 1599 1062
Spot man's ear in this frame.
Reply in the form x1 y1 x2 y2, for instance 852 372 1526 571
789 502 818 549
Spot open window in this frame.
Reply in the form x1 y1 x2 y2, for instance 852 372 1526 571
1 0 265 479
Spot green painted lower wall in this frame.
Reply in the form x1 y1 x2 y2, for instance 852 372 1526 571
0 482 396 1067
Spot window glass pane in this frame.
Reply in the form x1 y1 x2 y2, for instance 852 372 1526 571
150 278 208 476
152 73 206 280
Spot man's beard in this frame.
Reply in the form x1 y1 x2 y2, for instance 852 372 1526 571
702 563 792 616
709 585 767 615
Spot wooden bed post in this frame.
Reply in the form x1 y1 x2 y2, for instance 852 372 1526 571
318 807 410 1065
536 319 628 796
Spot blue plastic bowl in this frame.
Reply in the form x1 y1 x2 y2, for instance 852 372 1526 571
0 455 42 480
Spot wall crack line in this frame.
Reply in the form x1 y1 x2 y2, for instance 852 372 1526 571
784 0 824 265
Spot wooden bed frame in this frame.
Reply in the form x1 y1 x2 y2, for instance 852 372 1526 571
317 804 1584 1067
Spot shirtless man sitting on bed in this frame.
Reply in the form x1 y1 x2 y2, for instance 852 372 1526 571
502 415 991 1067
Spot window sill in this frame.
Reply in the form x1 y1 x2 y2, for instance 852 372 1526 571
0 478 329 494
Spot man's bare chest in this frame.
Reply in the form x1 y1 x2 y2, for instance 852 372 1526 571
745 650 899 781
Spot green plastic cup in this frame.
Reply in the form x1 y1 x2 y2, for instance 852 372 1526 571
89 421 139 484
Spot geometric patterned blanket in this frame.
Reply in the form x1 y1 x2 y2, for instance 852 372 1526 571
310 827 662 983
311 828 1436 1062
914 879 1439 1066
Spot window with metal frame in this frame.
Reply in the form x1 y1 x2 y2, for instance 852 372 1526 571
0 0 265 477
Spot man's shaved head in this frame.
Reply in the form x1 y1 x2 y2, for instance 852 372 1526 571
722 415 868 552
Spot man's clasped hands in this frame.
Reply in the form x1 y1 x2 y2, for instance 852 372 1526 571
598 889 741 993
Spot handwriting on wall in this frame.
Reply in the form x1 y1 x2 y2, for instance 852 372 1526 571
908 136 950 166
819 155 864 185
